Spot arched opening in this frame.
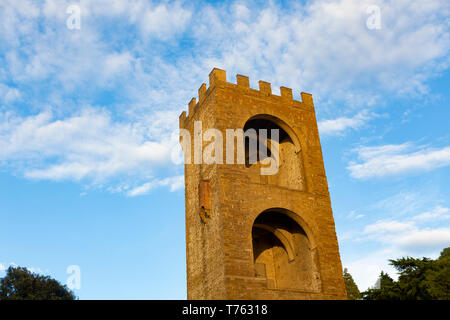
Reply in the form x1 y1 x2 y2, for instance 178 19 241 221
252 210 321 292
243 115 305 190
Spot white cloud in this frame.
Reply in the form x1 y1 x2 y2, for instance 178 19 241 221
0 83 20 103
41 0 192 39
0 0 449 193
138 3 191 39
394 228 450 251
102 52 134 79
0 262 5 272
364 220 414 235
1 0 448 111
348 143 450 178
194 0 450 108
127 175 184 197
318 111 374 136
1 0 448 109
0 108 181 192
346 210 365 220
0 0 39 46
371 190 435 218
413 206 450 222
363 214 450 253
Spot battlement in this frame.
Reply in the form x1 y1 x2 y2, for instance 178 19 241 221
179 68 314 128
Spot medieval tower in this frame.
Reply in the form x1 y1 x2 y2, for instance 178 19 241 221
179 68 347 299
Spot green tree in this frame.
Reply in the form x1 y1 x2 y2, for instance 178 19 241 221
390 256 434 299
343 268 361 299
363 271 401 300
423 247 450 300
0 266 76 300
362 247 450 300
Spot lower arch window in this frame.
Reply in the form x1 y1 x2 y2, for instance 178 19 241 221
252 210 321 292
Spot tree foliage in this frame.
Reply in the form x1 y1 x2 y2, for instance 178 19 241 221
362 247 450 300
0 266 76 300
343 268 361 300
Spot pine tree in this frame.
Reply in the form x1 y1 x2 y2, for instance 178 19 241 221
343 268 361 300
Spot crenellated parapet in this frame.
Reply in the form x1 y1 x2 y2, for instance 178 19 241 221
179 68 314 128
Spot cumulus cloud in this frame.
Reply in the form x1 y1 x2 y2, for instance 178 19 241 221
364 221 450 252
413 206 450 222
371 190 436 218
1 0 448 106
362 206 450 252
0 0 449 193
364 220 414 234
394 228 450 251
41 0 192 37
318 111 375 136
0 84 20 103
102 52 134 79
2 0 448 111
194 0 449 108
0 108 181 193
347 143 450 178
138 3 191 38
127 175 184 197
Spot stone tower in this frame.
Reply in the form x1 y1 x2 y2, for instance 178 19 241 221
179 68 347 299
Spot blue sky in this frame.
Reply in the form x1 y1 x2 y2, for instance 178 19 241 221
0 0 449 298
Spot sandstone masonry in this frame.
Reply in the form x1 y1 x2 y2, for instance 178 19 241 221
180 68 347 300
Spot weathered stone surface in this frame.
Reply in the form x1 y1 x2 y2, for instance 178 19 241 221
180 68 347 300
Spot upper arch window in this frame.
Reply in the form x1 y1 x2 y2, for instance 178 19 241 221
243 115 305 190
